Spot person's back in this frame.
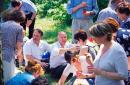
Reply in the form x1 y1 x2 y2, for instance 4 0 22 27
1 21 23 62
6 72 35 85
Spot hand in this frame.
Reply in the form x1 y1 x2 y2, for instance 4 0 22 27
76 71 86 78
87 66 103 75
17 54 23 63
83 11 91 16
41 62 48 67
26 19 32 27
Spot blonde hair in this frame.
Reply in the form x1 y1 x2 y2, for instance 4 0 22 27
103 17 120 33
25 60 44 76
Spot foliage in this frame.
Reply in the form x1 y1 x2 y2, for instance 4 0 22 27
34 0 109 26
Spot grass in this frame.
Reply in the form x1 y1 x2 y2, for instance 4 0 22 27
34 18 72 43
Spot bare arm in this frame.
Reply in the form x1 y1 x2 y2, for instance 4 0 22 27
58 75 67 85
26 12 36 27
72 2 86 13
26 55 48 67
16 41 23 63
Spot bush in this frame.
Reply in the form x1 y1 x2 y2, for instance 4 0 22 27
35 0 109 25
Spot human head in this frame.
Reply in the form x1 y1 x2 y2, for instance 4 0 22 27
64 51 78 64
11 0 22 10
116 2 130 20
58 31 67 46
74 30 88 43
31 76 49 85
103 17 120 33
9 9 25 23
89 22 112 44
33 29 43 42
108 0 125 6
25 60 44 78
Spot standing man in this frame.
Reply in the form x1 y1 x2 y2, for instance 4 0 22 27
96 0 124 22
11 0 37 39
67 0 99 43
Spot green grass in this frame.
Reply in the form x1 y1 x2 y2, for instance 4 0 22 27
34 18 72 43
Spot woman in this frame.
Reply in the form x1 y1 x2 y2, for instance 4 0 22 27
88 22 128 85
1 9 25 82
74 29 97 60
115 2 130 29
58 51 94 85
6 60 44 85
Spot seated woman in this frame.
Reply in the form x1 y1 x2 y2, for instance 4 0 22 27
74 29 97 60
58 51 94 85
6 60 44 85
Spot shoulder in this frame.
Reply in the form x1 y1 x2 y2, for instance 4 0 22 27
111 41 125 54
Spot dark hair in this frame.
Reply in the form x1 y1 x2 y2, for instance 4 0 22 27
11 0 21 8
1 9 12 22
64 51 77 64
31 76 49 85
74 30 88 42
89 22 112 41
116 2 130 16
34 29 43 37
9 9 25 23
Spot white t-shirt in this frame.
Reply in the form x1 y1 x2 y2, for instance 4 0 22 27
62 56 89 77
23 39 50 61
50 41 73 68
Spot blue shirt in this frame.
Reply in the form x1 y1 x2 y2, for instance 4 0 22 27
67 0 99 19
20 0 37 14
120 18 130 29
6 72 35 85
116 28 130 57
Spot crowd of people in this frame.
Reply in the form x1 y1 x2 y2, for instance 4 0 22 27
0 0 130 85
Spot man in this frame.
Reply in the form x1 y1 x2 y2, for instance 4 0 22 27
50 32 76 79
97 0 124 22
11 0 37 39
67 0 99 43
1 10 25 82
23 29 50 69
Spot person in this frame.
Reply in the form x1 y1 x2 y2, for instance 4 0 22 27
23 29 51 71
0 9 25 82
115 2 130 56
115 2 130 29
58 51 94 85
10 0 37 39
88 22 128 85
67 0 99 43
103 17 120 40
97 0 124 23
74 29 97 60
31 76 49 85
1 0 22 22
50 31 75 79
6 60 44 85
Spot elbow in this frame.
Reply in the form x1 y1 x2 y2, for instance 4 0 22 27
119 73 128 80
